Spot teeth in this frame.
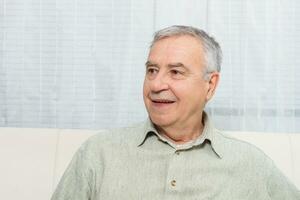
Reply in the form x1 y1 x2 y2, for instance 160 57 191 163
153 99 174 103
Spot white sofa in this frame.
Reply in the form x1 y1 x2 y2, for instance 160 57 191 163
0 128 299 200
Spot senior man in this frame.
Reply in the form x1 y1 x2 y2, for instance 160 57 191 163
51 25 299 199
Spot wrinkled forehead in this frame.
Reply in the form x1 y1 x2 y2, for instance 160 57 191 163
147 35 206 70
148 35 204 59
151 34 204 50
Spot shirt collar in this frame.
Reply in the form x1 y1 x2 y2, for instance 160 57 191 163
137 111 224 158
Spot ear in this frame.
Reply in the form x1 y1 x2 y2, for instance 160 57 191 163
206 72 220 102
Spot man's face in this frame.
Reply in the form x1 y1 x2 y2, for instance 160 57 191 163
143 35 218 129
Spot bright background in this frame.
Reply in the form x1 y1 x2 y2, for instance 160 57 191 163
0 0 299 132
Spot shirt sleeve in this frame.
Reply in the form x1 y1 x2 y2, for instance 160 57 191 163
267 162 300 199
51 140 98 200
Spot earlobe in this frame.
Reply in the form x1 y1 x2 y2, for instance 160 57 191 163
206 72 220 101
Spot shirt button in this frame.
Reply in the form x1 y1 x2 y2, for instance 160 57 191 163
175 151 180 155
171 179 176 186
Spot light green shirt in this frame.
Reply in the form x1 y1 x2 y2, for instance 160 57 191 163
51 113 300 200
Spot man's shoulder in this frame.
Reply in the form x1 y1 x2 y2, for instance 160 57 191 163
214 129 273 164
82 121 146 149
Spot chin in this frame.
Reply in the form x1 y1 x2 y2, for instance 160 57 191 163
149 114 173 127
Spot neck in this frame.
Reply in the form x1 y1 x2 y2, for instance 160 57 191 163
155 117 205 144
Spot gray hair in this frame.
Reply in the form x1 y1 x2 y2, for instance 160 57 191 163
150 25 222 74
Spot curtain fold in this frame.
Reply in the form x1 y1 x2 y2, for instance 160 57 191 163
0 0 299 132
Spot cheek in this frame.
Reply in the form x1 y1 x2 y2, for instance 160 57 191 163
174 81 208 101
170 81 197 96
143 80 149 99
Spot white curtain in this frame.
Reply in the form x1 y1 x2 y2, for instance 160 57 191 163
0 0 299 132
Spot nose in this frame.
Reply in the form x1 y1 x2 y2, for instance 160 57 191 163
148 73 169 93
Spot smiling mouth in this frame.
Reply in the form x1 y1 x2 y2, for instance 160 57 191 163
151 99 175 104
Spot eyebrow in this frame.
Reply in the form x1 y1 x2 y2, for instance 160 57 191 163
145 61 158 68
145 61 187 69
168 62 186 69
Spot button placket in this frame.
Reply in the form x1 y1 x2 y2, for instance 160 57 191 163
165 150 184 194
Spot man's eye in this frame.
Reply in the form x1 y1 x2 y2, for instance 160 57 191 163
170 70 183 75
171 70 179 74
147 68 157 74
